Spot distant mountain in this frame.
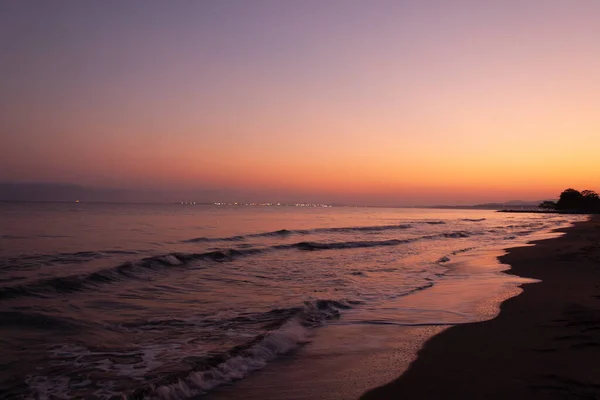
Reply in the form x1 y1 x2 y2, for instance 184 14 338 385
429 200 554 210
503 200 546 206
0 182 279 204
0 182 128 203
473 200 538 209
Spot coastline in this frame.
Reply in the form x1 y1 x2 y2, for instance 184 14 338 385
204 218 575 400
362 216 600 399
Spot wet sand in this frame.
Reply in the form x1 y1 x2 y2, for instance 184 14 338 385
362 216 600 399
205 324 447 400
205 236 547 400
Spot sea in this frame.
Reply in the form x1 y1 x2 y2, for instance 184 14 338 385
0 202 584 399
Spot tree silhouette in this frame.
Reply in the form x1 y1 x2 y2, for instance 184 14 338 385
555 188 583 210
538 200 557 210
554 188 600 212
581 190 600 212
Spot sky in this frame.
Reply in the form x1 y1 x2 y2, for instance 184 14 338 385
1 0 600 206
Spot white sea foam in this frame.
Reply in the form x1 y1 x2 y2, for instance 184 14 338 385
4 206 586 400
152 318 311 400
161 255 182 265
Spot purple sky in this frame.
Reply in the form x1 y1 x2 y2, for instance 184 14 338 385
2 1 600 205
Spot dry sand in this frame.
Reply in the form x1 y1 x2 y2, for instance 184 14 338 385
362 216 600 399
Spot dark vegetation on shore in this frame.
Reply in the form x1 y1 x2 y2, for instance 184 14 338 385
538 188 600 213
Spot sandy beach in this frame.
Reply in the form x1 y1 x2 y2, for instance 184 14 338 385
362 216 600 399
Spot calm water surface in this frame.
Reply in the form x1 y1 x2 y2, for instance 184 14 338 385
0 203 583 399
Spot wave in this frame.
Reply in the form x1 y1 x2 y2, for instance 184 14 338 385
514 229 537 236
506 222 543 229
183 224 413 243
440 231 471 238
1 235 29 240
1 234 70 239
279 238 411 251
451 247 475 255
0 249 265 301
318 224 412 233
0 250 140 270
0 241 391 299
183 235 246 243
436 246 476 264
123 300 355 399
0 231 476 301
461 218 486 222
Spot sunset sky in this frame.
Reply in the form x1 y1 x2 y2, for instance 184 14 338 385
2 1 600 205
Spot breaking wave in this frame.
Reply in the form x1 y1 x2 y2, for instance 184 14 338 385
436 247 476 264
123 299 356 399
0 232 479 301
280 238 412 251
0 249 264 300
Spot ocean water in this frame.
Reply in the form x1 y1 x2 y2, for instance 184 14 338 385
0 203 583 399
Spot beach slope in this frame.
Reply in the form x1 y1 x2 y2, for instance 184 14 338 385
362 216 600 399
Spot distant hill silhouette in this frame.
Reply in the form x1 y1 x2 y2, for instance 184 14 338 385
0 183 128 203
430 200 548 210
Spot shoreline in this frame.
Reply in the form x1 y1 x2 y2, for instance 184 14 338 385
362 216 600 399
498 209 598 214
204 219 574 400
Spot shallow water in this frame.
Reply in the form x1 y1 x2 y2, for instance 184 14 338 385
0 203 583 399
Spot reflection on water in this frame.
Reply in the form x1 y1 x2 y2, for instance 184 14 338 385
0 203 583 399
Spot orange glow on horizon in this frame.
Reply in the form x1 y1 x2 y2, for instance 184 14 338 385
2 2 600 205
